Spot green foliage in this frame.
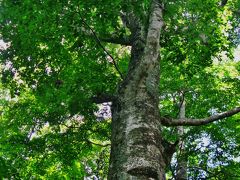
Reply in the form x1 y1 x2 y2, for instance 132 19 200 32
0 0 239 178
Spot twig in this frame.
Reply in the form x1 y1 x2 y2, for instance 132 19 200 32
79 16 124 79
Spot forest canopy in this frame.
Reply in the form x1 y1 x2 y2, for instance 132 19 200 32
0 0 240 179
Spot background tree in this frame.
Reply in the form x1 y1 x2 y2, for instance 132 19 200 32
0 0 240 179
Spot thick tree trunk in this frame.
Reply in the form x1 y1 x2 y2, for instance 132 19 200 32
176 100 187 180
108 1 165 179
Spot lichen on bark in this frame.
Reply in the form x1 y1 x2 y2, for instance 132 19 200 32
108 1 166 179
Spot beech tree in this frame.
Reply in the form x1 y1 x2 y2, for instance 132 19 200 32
0 0 240 179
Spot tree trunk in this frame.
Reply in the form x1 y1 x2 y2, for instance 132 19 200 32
176 100 187 180
108 1 166 179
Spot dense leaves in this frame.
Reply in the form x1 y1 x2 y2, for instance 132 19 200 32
0 0 240 179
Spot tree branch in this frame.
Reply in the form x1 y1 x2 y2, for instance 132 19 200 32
100 35 132 46
87 139 111 147
77 26 132 46
91 94 116 104
79 17 124 79
161 107 240 126
220 0 228 7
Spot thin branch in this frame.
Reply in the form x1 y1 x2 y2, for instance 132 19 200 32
161 107 240 126
91 94 116 104
25 124 36 143
177 90 185 118
220 0 228 7
162 139 179 166
87 139 111 147
79 17 124 79
76 26 131 46
61 124 80 129
100 35 132 46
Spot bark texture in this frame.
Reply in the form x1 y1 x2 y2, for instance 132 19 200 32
176 100 187 180
108 1 165 179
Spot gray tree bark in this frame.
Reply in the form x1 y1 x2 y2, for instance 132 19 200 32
176 99 187 180
108 1 166 179
106 0 240 179
161 107 240 126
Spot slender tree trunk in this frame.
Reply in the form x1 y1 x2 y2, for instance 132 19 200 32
176 100 187 180
108 1 166 179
